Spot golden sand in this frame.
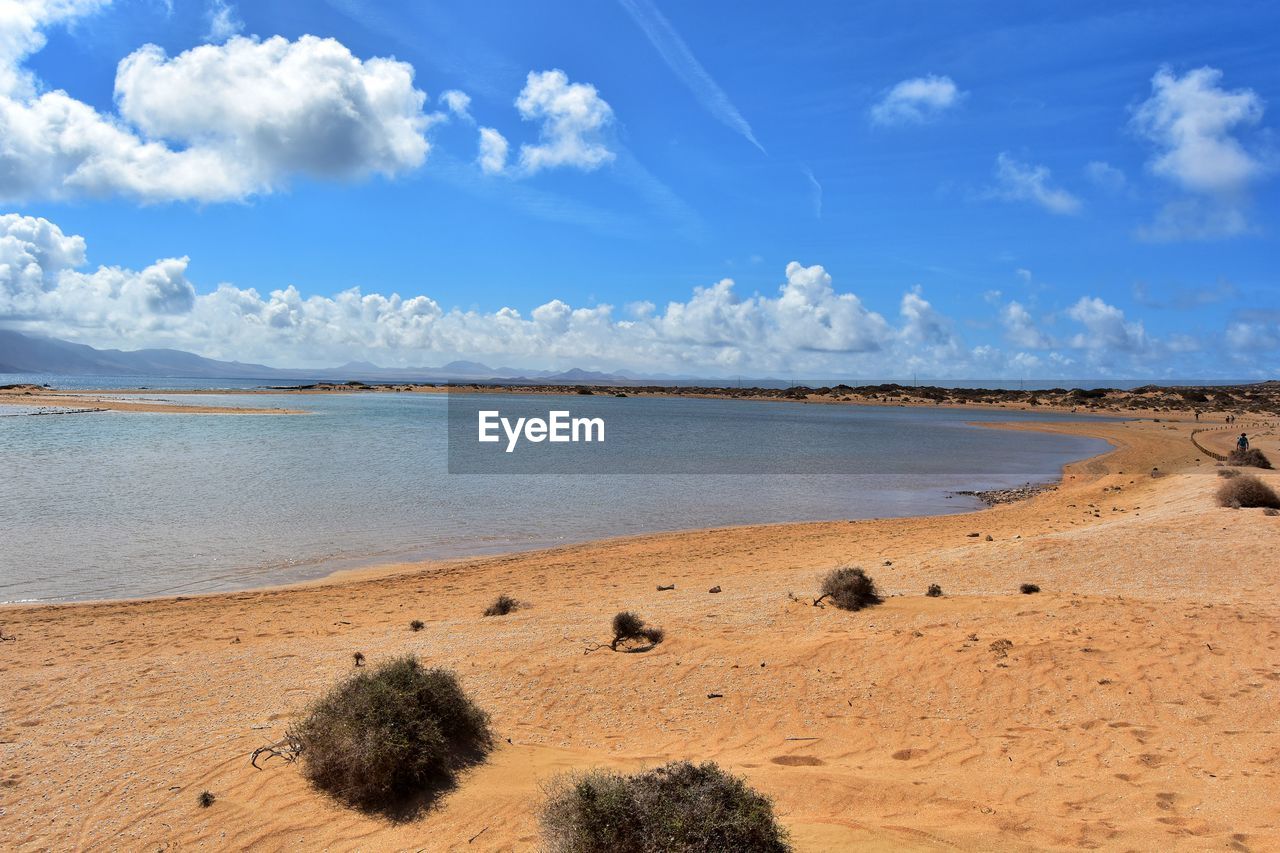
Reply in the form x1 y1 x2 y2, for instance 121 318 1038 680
1 415 1277 851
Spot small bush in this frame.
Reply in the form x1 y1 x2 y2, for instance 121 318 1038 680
484 594 520 617
197 790 215 808
611 611 664 650
410 620 425 632
1216 474 1280 509
1218 468 1240 479
1228 448 1272 469
539 760 791 852
819 567 882 611
926 584 943 597
1020 583 1040 595
292 655 492 811
352 651 365 667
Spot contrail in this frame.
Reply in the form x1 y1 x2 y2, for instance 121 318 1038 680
617 0 765 153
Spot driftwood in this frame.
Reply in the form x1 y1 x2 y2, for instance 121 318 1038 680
656 584 675 591
250 733 303 769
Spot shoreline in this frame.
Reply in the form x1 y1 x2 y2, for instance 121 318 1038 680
7 379 1280 423
3 406 1278 851
3 417 1118 609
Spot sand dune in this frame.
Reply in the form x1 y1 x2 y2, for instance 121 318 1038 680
2 416 1278 851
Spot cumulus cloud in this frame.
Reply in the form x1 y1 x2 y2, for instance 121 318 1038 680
515 70 615 174
440 89 471 121
870 75 963 126
0 0 109 98
1133 66 1264 194
1131 66 1269 240
7 214 1260 377
0 214 895 372
1000 300 1052 349
990 153 1082 215
0 6 433 203
476 127 509 175
1066 297 1147 353
204 0 242 42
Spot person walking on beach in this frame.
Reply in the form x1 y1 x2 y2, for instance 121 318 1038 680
1238 433 1249 451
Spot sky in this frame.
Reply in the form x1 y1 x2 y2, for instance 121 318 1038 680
0 0 1277 379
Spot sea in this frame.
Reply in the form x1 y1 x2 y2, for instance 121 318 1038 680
0 375 1115 603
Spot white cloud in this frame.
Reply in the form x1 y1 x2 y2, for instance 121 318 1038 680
6 214 1256 377
1136 198 1250 242
1131 66 1269 241
476 127 509 175
802 166 822 219
1066 296 1147 352
0 9 433 203
1132 66 1264 195
515 70 615 174
1084 160 1126 193
1225 320 1280 352
440 89 471 121
0 0 109 98
1000 300 1051 349
991 153 1082 215
204 0 242 42
870 75 963 126
617 0 763 152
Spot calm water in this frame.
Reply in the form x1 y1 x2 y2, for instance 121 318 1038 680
0 390 1112 603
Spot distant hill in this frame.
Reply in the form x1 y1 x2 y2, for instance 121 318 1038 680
0 329 633 384
0 329 283 378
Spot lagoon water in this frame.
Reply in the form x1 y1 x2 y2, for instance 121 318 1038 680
0 387 1112 602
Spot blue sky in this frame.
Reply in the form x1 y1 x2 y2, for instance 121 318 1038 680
1 0 1277 378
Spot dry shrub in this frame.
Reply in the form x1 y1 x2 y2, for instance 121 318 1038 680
292 655 492 811
539 761 791 852
1217 468 1240 479
611 611 664 650
409 619 425 632
1019 583 1040 594
483 594 520 617
1216 474 1280 509
1227 448 1272 469
819 567 882 611
926 584 943 598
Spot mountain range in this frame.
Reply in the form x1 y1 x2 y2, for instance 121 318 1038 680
0 329 646 384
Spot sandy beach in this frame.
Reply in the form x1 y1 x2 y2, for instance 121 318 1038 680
2 414 1278 851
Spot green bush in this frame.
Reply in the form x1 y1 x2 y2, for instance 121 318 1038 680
292 655 492 811
819 567 882 611
540 761 791 852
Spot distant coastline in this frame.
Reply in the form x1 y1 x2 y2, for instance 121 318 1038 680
8 377 1273 419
